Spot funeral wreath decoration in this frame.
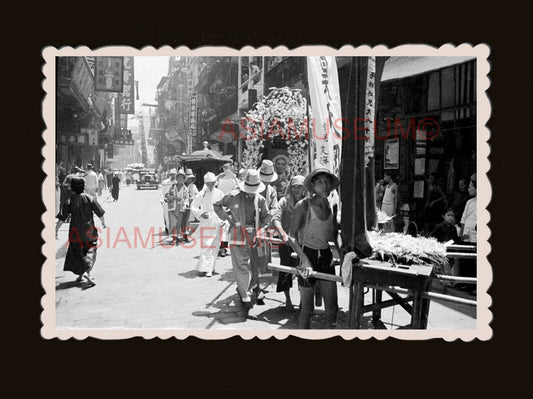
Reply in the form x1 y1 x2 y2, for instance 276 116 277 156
242 87 308 177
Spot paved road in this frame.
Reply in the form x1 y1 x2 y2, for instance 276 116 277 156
54 184 476 331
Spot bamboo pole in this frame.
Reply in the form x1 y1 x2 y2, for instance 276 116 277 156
267 263 477 306
364 284 477 307
434 274 477 284
268 263 343 283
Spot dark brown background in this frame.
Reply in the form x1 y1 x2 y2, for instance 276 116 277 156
12 7 526 396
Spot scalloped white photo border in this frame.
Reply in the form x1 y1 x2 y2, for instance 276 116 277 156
41 44 492 341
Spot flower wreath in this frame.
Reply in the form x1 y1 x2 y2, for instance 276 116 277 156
241 87 308 177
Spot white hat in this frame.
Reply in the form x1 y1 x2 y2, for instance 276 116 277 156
169 168 177 175
239 169 265 194
204 172 216 183
258 159 278 183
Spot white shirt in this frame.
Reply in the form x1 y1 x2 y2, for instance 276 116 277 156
191 187 224 220
461 197 477 243
216 173 238 195
85 170 98 189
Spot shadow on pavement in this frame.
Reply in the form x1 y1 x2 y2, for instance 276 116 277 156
55 280 96 291
192 294 249 325
178 270 205 279
251 306 298 327
56 281 80 290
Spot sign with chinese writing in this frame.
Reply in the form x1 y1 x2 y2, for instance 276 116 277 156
363 56 376 167
57 132 87 146
95 57 124 92
188 92 197 154
119 57 135 114
384 138 399 169
113 129 134 145
71 57 94 101
82 128 99 146
307 56 342 176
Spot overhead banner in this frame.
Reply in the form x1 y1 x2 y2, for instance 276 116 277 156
94 57 124 92
119 56 135 114
307 56 342 176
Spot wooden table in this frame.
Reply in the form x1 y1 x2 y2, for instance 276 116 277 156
349 260 434 329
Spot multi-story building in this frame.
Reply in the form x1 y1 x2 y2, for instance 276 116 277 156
56 57 114 170
153 56 238 170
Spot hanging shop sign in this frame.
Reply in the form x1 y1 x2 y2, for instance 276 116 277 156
113 129 134 145
82 128 99 146
119 56 135 114
106 143 113 158
307 56 342 175
188 92 197 154
384 138 399 169
57 132 88 146
94 57 124 93
363 56 376 167
71 57 94 101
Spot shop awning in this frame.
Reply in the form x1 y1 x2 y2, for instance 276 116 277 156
381 56 476 82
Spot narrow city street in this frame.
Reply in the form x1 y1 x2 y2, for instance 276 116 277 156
54 183 476 331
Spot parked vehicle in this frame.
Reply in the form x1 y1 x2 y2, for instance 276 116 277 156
136 170 159 190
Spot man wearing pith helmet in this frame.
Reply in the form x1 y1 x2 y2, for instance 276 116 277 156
213 169 269 312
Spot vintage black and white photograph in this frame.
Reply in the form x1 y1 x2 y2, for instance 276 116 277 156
41 45 491 339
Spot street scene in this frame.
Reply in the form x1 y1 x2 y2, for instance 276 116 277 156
49 49 485 334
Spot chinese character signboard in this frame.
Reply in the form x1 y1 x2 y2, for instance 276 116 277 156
82 128 98 146
384 138 399 169
106 143 113 158
119 57 135 114
113 129 134 145
188 92 197 154
307 56 342 176
95 57 124 92
57 132 87 146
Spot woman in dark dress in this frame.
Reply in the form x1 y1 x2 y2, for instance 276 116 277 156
111 172 120 202
55 177 106 286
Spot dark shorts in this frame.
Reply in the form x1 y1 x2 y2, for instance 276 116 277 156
297 246 334 288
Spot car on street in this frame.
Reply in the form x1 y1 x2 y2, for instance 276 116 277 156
136 171 159 190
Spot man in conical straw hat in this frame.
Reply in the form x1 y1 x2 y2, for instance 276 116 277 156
213 169 269 312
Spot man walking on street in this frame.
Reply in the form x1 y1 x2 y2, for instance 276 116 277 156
84 164 99 197
214 169 269 311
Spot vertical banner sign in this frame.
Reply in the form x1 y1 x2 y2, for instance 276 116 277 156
119 57 135 114
306 57 342 176
94 57 124 92
82 128 99 146
188 92 197 154
364 56 376 167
